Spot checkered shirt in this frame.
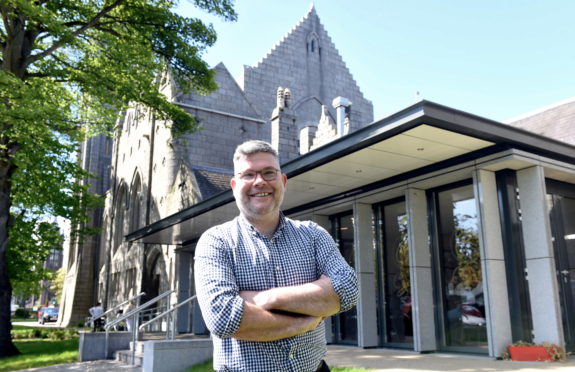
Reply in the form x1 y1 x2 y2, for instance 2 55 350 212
194 214 359 372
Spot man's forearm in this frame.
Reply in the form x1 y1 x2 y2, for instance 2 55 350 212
241 275 341 318
233 301 321 342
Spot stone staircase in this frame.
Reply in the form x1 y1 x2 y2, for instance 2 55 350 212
113 334 212 370
115 341 145 366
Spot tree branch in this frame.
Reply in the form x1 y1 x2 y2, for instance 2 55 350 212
27 0 126 67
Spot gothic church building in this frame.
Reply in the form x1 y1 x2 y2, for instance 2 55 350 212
59 5 373 329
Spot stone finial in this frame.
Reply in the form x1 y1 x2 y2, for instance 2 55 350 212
276 87 285 109
284 88 292 108
276 87 293 110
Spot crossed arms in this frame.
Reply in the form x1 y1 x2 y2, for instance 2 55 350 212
234 275 341 341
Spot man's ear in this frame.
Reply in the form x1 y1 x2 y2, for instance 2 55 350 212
230 177 236 190
281 173 287 187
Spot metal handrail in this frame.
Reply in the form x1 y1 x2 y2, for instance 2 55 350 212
104 289 174 361
90 292 145 328
139 295 197 340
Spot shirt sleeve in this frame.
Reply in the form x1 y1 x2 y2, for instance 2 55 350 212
313 225 359 313
194 227 244 338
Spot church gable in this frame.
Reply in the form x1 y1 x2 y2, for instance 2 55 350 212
242 5 373 127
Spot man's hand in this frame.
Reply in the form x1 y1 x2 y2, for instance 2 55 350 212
240 275 341 318
232 300 322 342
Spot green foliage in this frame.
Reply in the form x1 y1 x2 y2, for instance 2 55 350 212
0 0 236 356
11 325 79 340
12 309 30 319
50 268 66 304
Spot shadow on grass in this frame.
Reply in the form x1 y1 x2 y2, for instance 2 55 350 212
0 338 79 372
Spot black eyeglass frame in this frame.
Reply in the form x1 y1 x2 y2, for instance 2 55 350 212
235 167 280 182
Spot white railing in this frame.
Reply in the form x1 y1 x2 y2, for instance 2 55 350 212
87 292 145 330
104 289 174 361
139 295 197 340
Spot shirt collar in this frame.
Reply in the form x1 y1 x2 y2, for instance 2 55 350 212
238 212 286 237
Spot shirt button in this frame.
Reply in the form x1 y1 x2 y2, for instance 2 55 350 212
276 266 281 271
289 352 294 359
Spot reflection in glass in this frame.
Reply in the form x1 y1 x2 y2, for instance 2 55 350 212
332 213 357 344
436 184 487 351
381 200 413 346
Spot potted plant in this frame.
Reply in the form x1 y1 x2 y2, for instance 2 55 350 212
506 341 566 362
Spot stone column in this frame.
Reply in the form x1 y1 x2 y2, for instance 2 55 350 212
353 202 378 347
473 169 512 357
176 250 191 333
332 97 351 138
406 188 436 351
516 165 564 347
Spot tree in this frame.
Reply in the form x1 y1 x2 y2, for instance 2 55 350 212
0 0 236 357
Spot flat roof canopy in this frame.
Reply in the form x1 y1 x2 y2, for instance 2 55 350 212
127 100 575 246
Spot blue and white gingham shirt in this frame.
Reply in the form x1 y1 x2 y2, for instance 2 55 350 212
194 214 359 372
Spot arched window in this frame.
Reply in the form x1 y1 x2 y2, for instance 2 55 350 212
112 184 127 256
129 175 142 233
307 32 320 54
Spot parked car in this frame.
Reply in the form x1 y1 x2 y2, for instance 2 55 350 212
38 307 59 324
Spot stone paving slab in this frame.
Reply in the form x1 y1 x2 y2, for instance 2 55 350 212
325 346 575 372
13 345 575 371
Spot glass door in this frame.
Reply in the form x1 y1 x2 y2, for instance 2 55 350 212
430 182 488 353
547 180 575 352
376 199 414 348
330 212 357 345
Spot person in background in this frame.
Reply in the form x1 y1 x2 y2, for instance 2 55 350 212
89 302 104 332
195 140 359 372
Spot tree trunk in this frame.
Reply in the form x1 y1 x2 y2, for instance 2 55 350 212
0 159 20 357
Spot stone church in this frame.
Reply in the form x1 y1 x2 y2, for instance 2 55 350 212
58 5 374 327
58 4 575 362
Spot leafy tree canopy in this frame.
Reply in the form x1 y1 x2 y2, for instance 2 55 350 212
0 0 236 357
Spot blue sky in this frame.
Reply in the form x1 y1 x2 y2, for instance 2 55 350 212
177 0 575 123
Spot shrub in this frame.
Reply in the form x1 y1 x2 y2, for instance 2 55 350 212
14 308 31 318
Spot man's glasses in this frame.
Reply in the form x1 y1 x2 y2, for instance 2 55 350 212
236 168 279 182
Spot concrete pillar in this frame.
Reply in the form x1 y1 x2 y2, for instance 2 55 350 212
516 166 564 347
313 214 334 343
332 97 351 138
473 169 512 357
406 188 436 352
176 251 191 333
353 202 378 347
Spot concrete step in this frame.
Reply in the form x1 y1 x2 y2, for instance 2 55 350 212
114 349 143 366
130 341 146 354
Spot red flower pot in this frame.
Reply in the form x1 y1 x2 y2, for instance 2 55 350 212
507 345 551 361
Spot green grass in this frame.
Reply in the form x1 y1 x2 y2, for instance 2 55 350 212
0 338 79 372
184 360 373 372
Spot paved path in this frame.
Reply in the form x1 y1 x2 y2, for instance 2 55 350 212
14 345 575 371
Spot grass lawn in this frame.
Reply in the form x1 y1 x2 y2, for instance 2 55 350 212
0 336 79 372
184 360 373 372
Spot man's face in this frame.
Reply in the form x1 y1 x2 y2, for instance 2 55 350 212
231 152 287 221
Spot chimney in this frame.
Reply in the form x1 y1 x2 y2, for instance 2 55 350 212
332 97 352 137
271 87 298 164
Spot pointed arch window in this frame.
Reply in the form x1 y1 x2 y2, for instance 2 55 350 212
113 185 127 256
307 32 320 54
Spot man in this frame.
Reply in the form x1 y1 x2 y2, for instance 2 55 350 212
195 140 359 371
89 302 104 332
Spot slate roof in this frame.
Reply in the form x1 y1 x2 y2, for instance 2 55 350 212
192 167 232 200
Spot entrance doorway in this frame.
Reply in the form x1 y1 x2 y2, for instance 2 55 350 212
430 181 488 353
547 180 575 352
330 212 358 345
